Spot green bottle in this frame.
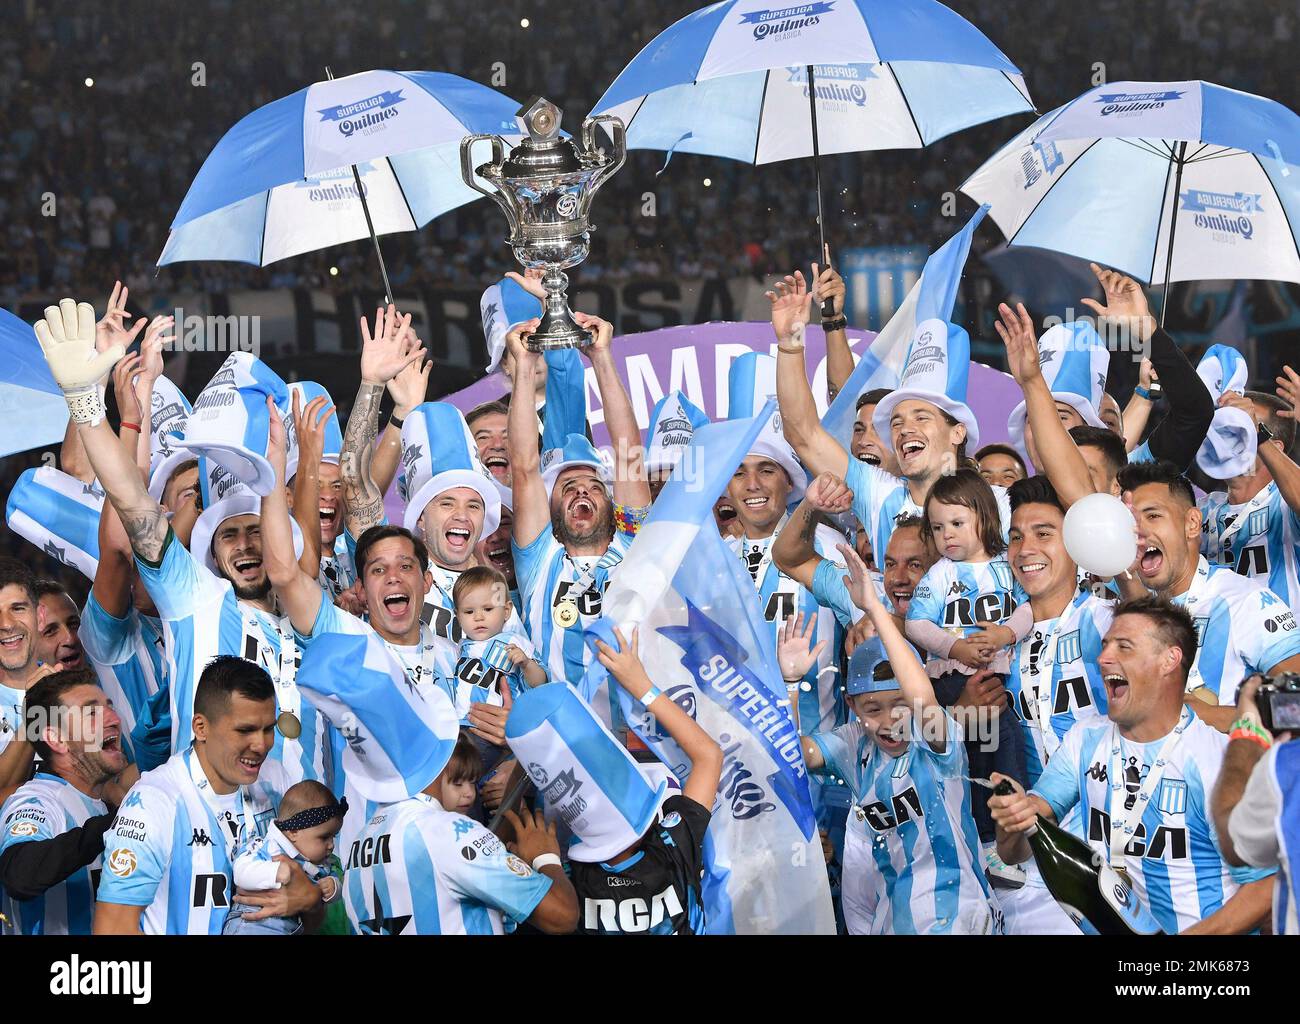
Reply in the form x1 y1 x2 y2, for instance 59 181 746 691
992 779 1162 935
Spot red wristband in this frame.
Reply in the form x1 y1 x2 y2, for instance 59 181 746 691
120 422 141 433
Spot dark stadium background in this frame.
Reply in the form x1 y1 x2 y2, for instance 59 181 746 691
2 0 1297 592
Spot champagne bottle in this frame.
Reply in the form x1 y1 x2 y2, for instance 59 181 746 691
992 779 1162 935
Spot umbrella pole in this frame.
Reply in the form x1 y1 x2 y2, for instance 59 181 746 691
326 66 395 306
1158 141 1188 330
806 64 836 319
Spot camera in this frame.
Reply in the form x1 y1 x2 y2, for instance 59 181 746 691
1256 672 1300 735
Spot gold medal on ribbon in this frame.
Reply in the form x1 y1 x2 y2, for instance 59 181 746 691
1114 865 1134 889
277 711 302 739
556 600 580 629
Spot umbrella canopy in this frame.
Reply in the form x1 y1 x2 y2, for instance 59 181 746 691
159 69 522 267
591 0 1032 164
961 80 1300 287
0 308 69 458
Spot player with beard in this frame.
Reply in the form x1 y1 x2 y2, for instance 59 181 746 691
31 297 327 788
1119 459 1300 730
0 671 136 933
1198 391 1300 615
991 599 1275 935
34 582 85 672
506 313 650 729
0 560 69 804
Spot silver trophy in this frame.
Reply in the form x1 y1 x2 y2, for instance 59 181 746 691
461 97 625 351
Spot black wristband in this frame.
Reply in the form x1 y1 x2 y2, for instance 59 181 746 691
388 412 405 430
821 316 848 332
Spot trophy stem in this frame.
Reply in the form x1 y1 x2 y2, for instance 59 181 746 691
529 267 591 351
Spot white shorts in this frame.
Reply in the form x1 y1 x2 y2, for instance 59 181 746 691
995 860 1083 935
842 826 878 935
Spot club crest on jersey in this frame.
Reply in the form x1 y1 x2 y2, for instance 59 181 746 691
1156 779 1187 816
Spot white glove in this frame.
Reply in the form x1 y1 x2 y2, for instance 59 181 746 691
33 298 124 425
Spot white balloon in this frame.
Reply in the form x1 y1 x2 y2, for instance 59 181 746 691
1063 492 1137 578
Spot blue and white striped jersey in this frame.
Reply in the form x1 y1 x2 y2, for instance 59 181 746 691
1171 556 1300 702
97 748 287 935
727 522 851 735
906 556 1019 675
419 562 525 644
135 533 328 787
845 458 1011 566
79 594 166 749
454 630 537 723
1033 709 1274 934
810 712 991 934
343 794 552 935
1200 482 1300 616
318 534 357 604
0 772 106 934
512 529 634 726
1007 591 1114 786
1128 441 1154 464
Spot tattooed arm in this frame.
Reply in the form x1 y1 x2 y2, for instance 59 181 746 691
772 472 853 591
76 418 171 564
339 306 425 539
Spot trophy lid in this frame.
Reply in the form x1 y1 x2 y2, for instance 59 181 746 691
502 96 587 178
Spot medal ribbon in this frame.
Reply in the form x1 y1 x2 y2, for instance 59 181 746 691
1106 705 1192 878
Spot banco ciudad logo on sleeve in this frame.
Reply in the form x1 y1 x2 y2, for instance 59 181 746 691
318 89 406 138
740 2 834 41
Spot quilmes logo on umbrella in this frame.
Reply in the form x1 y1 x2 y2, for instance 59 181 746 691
1180 189 1263 241
295 165 375 207
1093 89 1184 117
785 64 873 108
740 1 834 41
317 89 406 138
1020 140 1064 189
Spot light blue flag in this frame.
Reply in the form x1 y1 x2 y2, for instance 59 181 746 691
0 308 70 459
821 205 989 448
588 399 835 934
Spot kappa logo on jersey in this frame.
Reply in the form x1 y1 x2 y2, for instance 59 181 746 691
451 818 476 840
187 828 213 847
584 885 684 933
106 848 137 877
860 786 924 833
1089 808 1188 860
7 819 39 838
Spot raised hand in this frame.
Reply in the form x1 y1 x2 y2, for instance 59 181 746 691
811 250 846 320
95 281 147 354
295 391 337 474
805 471 853 514
35 298 124 423
573 311 614 355
843 613 877 657
1079 262 1155 343
993 302 1042 386
1276 365 1300 419
111 352 144 427
837 542 882 614
137 315 174 385
505 268 547 301
777 612 826 682
503 317 541 379
767 270 812 347
386 348 431 418
359 305 424 386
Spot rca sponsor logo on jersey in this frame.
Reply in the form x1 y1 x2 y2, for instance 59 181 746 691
317 89 406 138
1088 807 1188 860
106 847 138 878
346 833 393 869
1094 89 1184 116
1180 189 1262 243
50 955 151 1005
584 885 684 933
739 1 834 41
859 786 924 833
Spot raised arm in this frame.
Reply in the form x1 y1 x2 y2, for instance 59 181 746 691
504 319 550 548
773 472 852 590
370 350 432 496
812 254 852 402
574 312 650 510
35 298 168 563
290 390 336 576
839 542 946 750
338 306 424 539
770 271 850 480
261 397 325 636
994 302 1094 508
1121 358 1156 453
595 626 723 808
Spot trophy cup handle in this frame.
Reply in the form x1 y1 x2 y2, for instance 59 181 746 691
460 134 521 235
582 115 627 191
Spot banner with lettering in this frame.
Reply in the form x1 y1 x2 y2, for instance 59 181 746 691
588 398 836 934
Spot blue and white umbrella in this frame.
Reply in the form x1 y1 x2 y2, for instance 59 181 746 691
0 308 69 458
159 69 522 295
961 80 1300 304
591 0 1032 165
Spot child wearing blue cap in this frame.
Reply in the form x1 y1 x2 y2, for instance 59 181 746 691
785 544 998 935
